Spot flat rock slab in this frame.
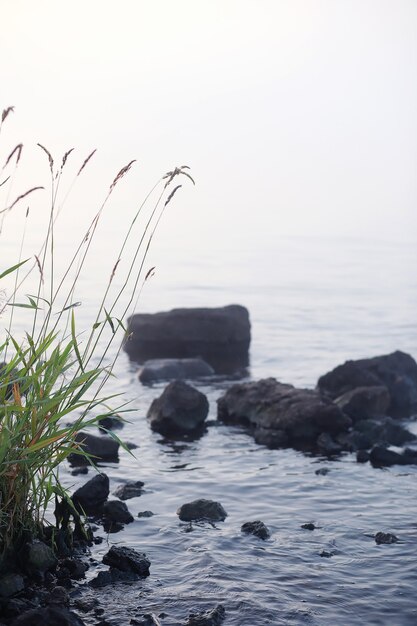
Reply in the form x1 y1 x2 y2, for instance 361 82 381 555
139 358 214 383
124 305 250 374
318 351 417 415
177 499 227 522
147 380 209 437
217 378 351 449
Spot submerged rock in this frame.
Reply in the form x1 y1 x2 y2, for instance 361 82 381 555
217 378 351 450
375 531 399 545
241 520 270 540
301 523 316 531
102 546 150 576
184 604 226 626
72 473 109 515
124 305 251 374
318 351 417 415
137 511 154 518
177 499 227 522
67 432 119 465
98 415 124 431
139 358 214 383
113 481 145 500
147 381 209 437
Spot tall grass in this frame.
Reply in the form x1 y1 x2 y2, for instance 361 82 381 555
0 106 194 565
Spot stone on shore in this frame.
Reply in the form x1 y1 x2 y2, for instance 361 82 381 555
177 499 227 522
217 378 351 449
123 305 251 375
139 358 214 383
102 546 150 576
318 351 417 415
147 380 209 437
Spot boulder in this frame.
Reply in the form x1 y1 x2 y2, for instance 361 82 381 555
102 546 150 576
147 380 209 437
318 351 417 415
368 445 417 467
177 499 227 522
241 520 270 540
67 432 119 465
139 358 214 383
353 417 415 448
123 305 251 374
72 473 109 514
217 378 351 449
103 500 134 524
335 385 390 421
23 540 57 575
0 574 25 598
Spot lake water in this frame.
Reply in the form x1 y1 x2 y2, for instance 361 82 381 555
2 233 417 625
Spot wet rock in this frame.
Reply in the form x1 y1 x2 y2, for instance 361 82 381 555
24 540 57 574
139 358 214 383
47 586 70 606
73 597 99 613
241 520 270 540
301 523 316 530
89 568 139 588
71 467 88 476
217 378 351 449
137 511 154 518
0 574 25 598
375 531 399 544
103 500 134 524
369 446 407 467
147 381 209 437
59 558 88 580
98 415 124 431
102 546 150 576
184 604 226 626
67 432 119 465
130 614 161 626
124 305 251 375
11 606 86 626
319 550 335 558
113 481 145 500
318 351 417 415
177 499 227 522
335 385 390 421
354 417 415 447
315 467 330 475
356 449 370 463
317 432 343 455
72 473 109 515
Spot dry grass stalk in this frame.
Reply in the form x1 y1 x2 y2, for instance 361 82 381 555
109 160 136 193
37 144 54 172
77 149 97 176
1 186 44 214
3 144 23 169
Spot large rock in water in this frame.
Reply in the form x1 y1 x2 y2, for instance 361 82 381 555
318 351 417 415
139 358 214 383
217 378 351 449
124 305 250 374
147 380 209 437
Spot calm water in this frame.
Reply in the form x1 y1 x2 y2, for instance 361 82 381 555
2 234 417 625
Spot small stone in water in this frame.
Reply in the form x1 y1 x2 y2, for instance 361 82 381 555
137 510 154 518
241 520 270 540
184 604 226 626
315 468 330 476
375 531 399 545
319 550 335 558
301 523 316 531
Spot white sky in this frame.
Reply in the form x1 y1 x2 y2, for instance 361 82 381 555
1 0 417 254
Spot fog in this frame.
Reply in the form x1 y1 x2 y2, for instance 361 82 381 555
2 0 416 258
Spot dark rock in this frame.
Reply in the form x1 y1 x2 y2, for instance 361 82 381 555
184 604 226 626
67 432 119 465
71 467 88 476
318 351 417 415
335 385 391 421
317 432 343 455
72 474 110 515
0 574 25 598
130 614 161 626
319 550 335 558
59 558 88 580
301 523 316 530
217 378 351 449
369 445 406 467
315 467 330 475
103 500 134 524
354 417 415 447
403 447 417 464
102 546 150 576
47 586 69 606
375 531 399 544
241 520 270 540
124 305 251 375
139 358 214 383
113 481 145 500
147 381 209 437
98 416 124 431
3 598 36 618
137 511 154 518
177 499 227 522
73 597 98 613
89 570 113 588
24 540 57 574
11 606 86 626
356 450 370 463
